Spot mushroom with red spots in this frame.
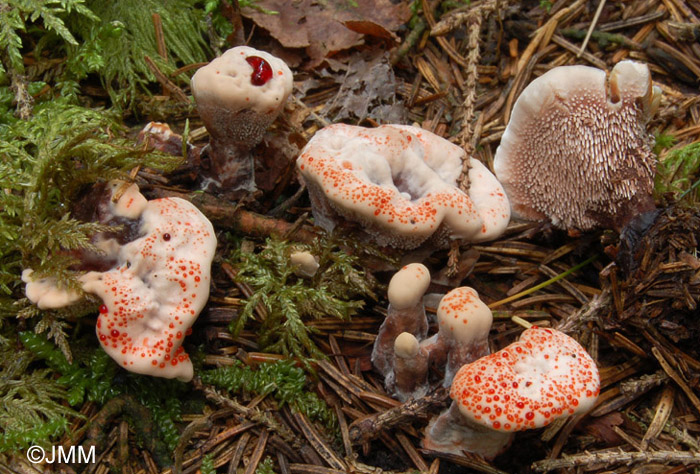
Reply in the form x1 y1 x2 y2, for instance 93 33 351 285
21 181 217 382
191 46 293 191
371 263 430 378
423 326 600 459
494 60 662 232
297 124 510 249
421 286 492 387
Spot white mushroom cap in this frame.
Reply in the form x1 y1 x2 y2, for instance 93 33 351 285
387 263 431 310
437 287 492 346
494 60 658 231
290 250 320 278
450 327 600 432
82 185 216 382
191 46 293 147
389 125 510 242
22 269 82 310
394 331 420 358
297 124 510 249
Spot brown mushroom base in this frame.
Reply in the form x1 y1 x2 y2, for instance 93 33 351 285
198 105 273 150
388 345 429 402
371 304 429 377
203 141 256 193
444 340 490 388
423 403 514 460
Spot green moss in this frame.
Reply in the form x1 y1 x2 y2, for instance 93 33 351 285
228 237 376 360
0 339 78 452
20 330 190 453
655 141 700 204
255 456 276 474
201 359 337 432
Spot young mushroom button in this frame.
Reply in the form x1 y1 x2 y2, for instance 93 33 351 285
423 327 600 459
423 287 492 387
389 332 429 402
297 124 510 249
494 60 661 232
371 263 430 378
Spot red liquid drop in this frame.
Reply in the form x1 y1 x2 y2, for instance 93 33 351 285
246 56 273 86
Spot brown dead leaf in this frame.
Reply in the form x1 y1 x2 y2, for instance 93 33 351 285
343 20 399 44
241 0 411 64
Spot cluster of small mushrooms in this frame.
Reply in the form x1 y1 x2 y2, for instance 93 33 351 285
23 44 663 459
371 264 600 459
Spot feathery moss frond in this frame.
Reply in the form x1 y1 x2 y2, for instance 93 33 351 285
63 0 210 109
0 339 79 452
228 238 375 360
21 331 188 452
201 359 337 432
0 102 181 297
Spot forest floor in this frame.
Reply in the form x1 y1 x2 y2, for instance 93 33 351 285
5 0 700 473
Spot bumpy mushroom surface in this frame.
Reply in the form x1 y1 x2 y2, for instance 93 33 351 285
191 46 293 189
23 181 217 382
426 287 492 387
297 124 510 249
424 327 600 459
82 186 216 382
494 60 660 231
371 263 430 377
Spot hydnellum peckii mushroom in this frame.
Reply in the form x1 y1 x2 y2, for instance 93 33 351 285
423 327 600 460
420 286 493 387
494 60 662 232
389 332 429 402
23 181 217 381
371 263 430 378
191 46 293 191
296 123 510 249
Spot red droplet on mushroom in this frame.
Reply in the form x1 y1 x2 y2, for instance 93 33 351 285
246 56 273 86
99 304 109 314
163 233 171 241
111 329 120 338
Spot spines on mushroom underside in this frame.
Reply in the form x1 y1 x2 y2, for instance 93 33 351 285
494 62 657 231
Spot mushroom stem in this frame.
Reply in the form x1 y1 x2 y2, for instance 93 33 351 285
371 263 430 377
206 140 255 192
423 402 514 460
390 332 429 402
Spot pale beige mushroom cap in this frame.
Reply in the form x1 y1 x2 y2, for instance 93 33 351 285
494 60 658 231
22 269 82 310
191 46 293 148
297 124 510 249
436 287 492 345
394 331 420 358
290 250 320 278
387 263 431 310
191 46 292 117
